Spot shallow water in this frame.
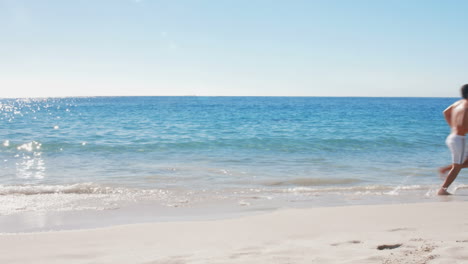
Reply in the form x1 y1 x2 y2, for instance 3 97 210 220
0 96 466 231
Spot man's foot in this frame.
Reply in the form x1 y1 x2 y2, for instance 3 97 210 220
437 188 452 195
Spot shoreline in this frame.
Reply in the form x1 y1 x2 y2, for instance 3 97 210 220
2 186 468 234
1 201 467 263
2 187 468 234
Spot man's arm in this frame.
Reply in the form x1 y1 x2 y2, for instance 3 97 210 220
443 104 454 127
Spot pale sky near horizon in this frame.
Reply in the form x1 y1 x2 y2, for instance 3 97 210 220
1 0 467 98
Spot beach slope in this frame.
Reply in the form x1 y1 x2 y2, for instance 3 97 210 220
0 202 467 264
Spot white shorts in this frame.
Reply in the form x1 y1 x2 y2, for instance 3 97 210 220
446 134 468 164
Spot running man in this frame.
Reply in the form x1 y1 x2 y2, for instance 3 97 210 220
438 84 468 195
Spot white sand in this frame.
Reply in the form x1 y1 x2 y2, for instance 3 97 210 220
1 201 468 264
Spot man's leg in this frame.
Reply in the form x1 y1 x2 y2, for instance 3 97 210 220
439 164 452 176
438 163 462 195
439 158 468 177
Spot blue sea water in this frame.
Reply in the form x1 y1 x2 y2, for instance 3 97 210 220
0 96 466 230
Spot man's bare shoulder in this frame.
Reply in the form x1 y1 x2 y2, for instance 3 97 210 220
457 100 468 108
452 100 465 107
450 99 468 109
450 100 468 117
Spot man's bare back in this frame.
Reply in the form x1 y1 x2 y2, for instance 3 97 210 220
444 99 468 136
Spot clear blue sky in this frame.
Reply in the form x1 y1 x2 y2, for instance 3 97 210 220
1 0 467 97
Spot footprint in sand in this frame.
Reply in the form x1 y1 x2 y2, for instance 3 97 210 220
387 227 414 232
331 240 362 246
377 244 403 250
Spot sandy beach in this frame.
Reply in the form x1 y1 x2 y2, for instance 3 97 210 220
2 0 467 262
0 201 467 264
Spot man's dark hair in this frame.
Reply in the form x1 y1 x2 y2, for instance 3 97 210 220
462 84 468 99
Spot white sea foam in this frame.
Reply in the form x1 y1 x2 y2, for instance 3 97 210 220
0 193 119 215
282 184 428 196
0 183 174 196
264 178 361 187
0 183 178 215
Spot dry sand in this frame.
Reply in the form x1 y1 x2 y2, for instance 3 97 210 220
0 201 467 264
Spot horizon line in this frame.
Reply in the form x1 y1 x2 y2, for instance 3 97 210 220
0 95 458 99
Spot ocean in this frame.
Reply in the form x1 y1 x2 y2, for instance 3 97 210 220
0 96 466 232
